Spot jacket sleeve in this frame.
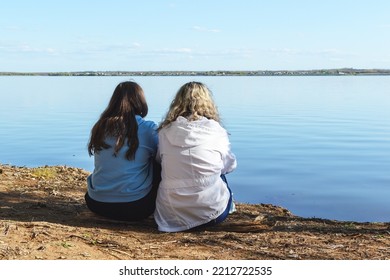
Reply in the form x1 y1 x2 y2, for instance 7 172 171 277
219 131 237 174
221 147 237 174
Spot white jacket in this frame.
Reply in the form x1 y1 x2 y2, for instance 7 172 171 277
154 116 237 232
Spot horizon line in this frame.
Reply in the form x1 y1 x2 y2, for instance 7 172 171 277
1 67 390 73
1 68 390 76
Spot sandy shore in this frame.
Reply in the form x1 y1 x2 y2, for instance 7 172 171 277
1 164 389 260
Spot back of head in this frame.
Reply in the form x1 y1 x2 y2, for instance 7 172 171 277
88 81 148 160
106 81 148 119
159 81 220 130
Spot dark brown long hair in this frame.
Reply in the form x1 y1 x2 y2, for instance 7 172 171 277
88 81 148 160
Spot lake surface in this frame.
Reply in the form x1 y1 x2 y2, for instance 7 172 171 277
1 76 389 222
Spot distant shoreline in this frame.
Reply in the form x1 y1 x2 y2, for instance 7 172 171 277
1 68 390 76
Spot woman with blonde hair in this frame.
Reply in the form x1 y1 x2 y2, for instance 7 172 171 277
154 81 237 232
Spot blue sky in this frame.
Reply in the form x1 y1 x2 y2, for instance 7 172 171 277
1 0 389 71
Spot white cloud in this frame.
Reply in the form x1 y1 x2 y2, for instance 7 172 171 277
5 25 21 31
175 48 192 53
192 26 221 33
146 47 255 60
151 48 193 55
0 41 59 56
266 48 357 57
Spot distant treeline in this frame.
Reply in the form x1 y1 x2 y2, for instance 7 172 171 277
1 68 390 76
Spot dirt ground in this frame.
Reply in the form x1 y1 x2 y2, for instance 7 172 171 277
1 164 389 260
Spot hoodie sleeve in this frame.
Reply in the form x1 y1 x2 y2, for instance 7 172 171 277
222 152 237 174
219 130 237 174
221 146 237 174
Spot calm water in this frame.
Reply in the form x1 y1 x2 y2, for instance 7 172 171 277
1 76 389 222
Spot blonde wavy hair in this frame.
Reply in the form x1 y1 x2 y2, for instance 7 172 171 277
158 81 220 130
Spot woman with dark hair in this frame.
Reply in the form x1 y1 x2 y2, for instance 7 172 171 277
85 81 160 221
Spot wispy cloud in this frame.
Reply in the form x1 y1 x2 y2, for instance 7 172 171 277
131 42 142 48
147 47 253 58
192 26 221 33
266 48 357 57
159 48 192 54
0 39 255 68
61 42 143 56
0 41 59 55
5 25 21 31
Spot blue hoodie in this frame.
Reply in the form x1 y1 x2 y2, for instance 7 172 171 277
87 115 158 203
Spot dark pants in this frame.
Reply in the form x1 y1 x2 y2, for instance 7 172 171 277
85 162 161 221
190 174 233 231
